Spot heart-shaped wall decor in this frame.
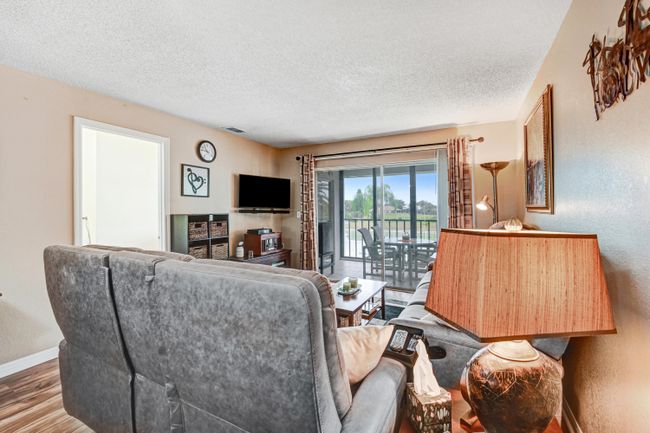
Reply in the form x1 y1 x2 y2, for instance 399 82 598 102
186 168 205 193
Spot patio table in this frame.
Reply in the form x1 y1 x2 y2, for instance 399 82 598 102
384 237 436 286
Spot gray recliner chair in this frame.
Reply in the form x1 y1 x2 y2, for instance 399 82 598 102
44 246 134 433
44 245 406 433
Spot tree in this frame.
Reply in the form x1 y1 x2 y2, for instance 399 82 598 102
350 189 366 217
344 182 418 219
392 199 406 211
417 200 437 216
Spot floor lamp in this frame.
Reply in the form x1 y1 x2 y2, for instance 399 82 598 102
476 161 509 224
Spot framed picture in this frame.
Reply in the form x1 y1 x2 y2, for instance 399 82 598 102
181 164 209 197
524 84 554 213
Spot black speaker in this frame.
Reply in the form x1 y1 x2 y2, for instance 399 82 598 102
318 222 333 255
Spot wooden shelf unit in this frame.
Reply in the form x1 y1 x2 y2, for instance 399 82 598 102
170 214 230 260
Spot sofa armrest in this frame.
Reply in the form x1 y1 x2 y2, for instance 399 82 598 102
341 358 406 433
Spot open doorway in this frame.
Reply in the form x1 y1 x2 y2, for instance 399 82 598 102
74 117 169 250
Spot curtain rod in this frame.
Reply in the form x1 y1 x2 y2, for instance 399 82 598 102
295 137 484 162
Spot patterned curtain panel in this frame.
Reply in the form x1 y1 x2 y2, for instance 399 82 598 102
446 137 474 229
300 154 317 271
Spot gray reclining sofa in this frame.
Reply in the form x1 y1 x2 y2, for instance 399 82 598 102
44 245 406 433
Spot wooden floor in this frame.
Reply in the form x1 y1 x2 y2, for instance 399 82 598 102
0 359 91 433
0 359 469 433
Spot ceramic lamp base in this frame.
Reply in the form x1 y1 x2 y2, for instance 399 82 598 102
460 340 563 433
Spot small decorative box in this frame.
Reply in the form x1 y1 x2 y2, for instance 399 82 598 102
406 383 452 433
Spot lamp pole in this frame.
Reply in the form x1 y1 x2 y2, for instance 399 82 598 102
480 161 510 224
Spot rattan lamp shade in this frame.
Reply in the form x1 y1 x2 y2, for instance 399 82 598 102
425 229 616 342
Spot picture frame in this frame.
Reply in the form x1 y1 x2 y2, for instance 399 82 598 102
524 84 554 213
181 164 209 197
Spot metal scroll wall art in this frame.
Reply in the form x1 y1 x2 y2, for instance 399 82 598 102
583 0 650 120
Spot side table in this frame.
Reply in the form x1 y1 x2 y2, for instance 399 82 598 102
334 278 386 327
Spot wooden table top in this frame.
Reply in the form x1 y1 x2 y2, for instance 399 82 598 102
333 278 387 315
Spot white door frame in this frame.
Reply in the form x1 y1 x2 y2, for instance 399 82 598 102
73 117 171 249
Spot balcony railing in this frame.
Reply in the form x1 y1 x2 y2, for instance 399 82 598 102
342 218 437 259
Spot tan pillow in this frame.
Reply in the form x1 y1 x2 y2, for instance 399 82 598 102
336 325 394 385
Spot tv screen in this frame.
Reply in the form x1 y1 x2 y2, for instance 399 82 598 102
238 174 291 209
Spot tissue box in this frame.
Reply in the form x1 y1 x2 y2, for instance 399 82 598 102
406 383 452 433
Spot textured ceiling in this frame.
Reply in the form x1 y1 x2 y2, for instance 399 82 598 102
0 1 570 147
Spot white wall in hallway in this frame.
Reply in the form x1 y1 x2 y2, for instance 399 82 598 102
80 127 162 249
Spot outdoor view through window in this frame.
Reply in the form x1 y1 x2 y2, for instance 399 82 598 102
343 164 437 257
317 162 439 291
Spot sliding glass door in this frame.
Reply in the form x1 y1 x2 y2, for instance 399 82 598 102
316 154 441 292
378 162 438 290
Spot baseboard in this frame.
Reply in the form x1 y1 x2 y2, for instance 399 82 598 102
0 347 58 379
562 397 584 433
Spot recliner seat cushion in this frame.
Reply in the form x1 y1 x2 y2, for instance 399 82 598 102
110 254 342 433
194 259 353 419
59 340 133 433
85 244 194 261
44 246 133 433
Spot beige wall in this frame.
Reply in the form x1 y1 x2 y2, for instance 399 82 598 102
276 121 519 263
0 64 280 364
515 1 650 431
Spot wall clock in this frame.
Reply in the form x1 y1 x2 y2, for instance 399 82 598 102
197 140 216 163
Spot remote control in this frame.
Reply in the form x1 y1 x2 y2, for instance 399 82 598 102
389 329 409 352
406 335 420 352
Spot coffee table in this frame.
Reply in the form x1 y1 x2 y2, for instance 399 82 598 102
333 278 387 327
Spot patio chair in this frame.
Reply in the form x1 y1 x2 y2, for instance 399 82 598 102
371 224 383 242
414 241 437 279
358 228 400 285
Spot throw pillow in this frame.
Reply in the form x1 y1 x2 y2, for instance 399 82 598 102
337 325 394 385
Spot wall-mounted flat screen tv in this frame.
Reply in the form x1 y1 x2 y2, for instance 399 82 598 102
238 174 291 209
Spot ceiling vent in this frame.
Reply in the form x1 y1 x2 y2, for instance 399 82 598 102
224 127 246 134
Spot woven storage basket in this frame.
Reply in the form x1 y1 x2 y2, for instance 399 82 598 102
211 243 229 260
188 222 208 241
188 244 209 259
210 221 228 238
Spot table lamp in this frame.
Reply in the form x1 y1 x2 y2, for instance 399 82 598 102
425 229 616 433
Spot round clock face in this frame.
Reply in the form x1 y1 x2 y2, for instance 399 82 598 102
197 140 216 163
